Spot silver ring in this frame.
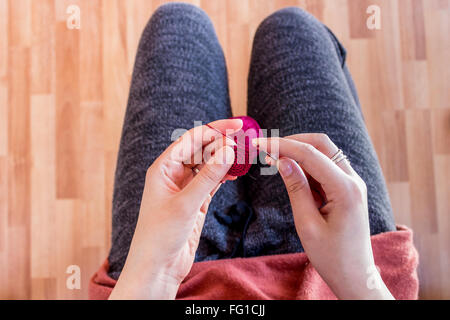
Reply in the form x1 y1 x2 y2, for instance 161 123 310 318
192 167 200 175
330 149 343 162
330 149 348 164
335 154 348 164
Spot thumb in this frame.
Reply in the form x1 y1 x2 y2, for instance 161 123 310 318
182 145 235 207
277 158 324 227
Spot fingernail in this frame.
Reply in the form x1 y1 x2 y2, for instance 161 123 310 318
278 159 293 177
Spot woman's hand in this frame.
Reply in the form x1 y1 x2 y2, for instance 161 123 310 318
110 119 242 300
254 134 394 300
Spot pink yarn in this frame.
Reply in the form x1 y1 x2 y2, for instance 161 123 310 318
227 116 262 177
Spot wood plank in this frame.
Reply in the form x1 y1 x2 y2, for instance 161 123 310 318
79 0 103 102
31 278 57 300
412 0 427 60
405 110 437 234
0 85 7 156
30 0 54 94
0 157 7 253
434 155 450 298
30 94 56 279
305 0 325 21
125 0 153 75
0 0 8 79
8 0 31 47
423 0 450 109
226 2 250 116
371 0 404 110
226 23 250 116
399 0 427 61
101 0 129 154
8 47 30 227
104 150 116 250
402 60 429 109
381 111 409 182
79 102 106 248
7 226 30 298
415 232 443 299
55 22 80 198
387 182 412 226
432 109 450 154
321 0 350 41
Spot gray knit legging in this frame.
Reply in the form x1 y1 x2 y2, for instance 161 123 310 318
107 3 396 280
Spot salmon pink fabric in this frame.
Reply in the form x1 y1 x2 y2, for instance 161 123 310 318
89 226 419 300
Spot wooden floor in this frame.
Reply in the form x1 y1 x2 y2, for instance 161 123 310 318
0 0 448 299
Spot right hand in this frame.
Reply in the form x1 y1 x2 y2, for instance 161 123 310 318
253 134 394 300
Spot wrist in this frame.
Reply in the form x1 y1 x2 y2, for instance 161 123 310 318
110 262 181 300
335 281 394 300
328 265 394 300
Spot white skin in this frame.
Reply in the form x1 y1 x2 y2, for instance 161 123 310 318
109 120 394 300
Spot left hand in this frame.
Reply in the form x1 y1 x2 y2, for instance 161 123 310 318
109 119 242 300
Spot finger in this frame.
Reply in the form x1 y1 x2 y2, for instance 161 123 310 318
184 171 224 196
185 134 236 169
199 194 212 215
189 135 237 183
285 133 354 175
254 137 349 194
182 145 235 206
199 182 222 216
203 138 238 182
188 169 235 190
189 211 208 256
210 182 223 198
277 158 325 229
265 154 327 207
192 181 223 250
166 119 243 165
202 135 236 164
189 164 235 184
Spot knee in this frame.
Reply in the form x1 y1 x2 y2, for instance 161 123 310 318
150 2 213 30
255 7 324 41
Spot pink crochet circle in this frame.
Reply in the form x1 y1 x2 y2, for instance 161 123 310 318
227 116 262 177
